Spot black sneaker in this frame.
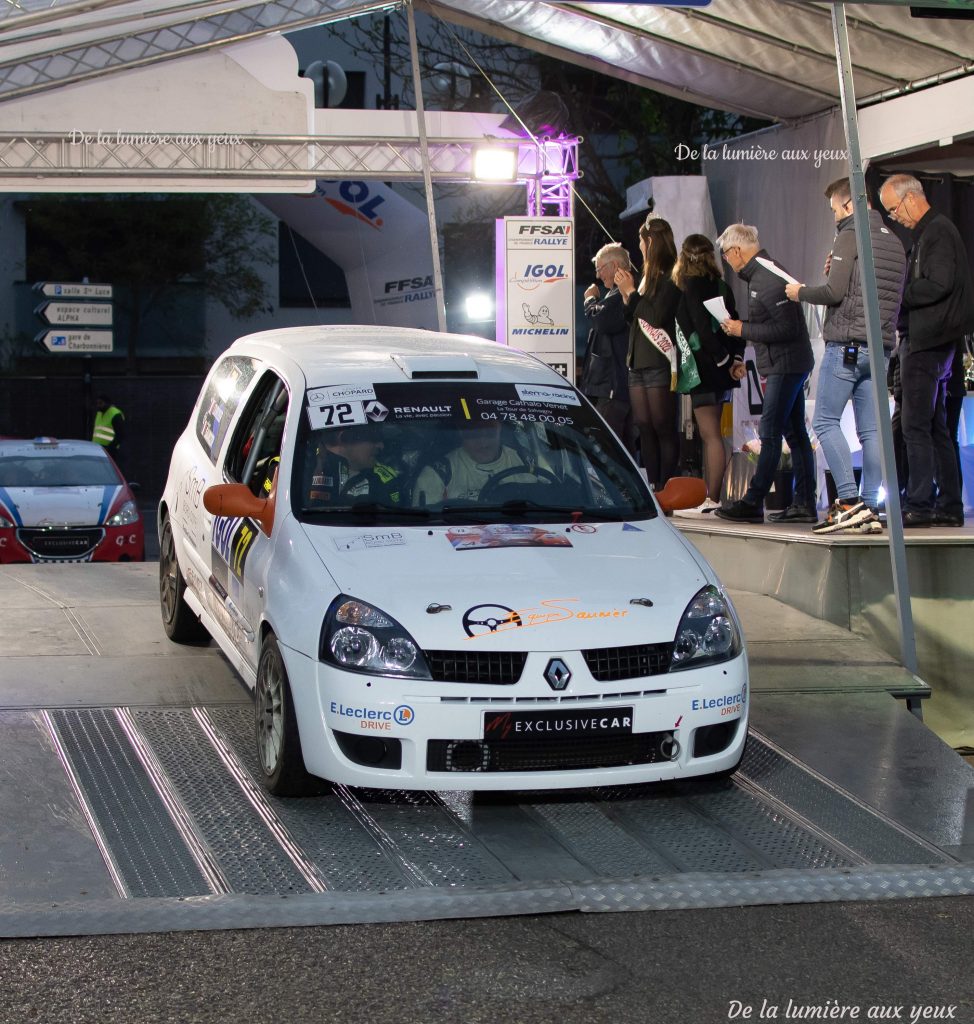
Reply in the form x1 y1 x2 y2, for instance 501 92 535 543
767 503 818 524
715 500 764 523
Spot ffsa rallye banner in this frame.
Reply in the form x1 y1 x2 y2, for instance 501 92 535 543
502 217 575 383
261 181 439 330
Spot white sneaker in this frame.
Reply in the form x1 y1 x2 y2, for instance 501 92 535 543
674 498 721 519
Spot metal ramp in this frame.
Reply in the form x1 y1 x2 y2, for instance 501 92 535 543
2 701 971 937
1 564 972 937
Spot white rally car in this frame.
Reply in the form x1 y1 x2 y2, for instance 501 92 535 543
159 326 747 794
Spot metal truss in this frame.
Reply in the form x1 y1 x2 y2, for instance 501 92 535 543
0 131 581 191
526 139 580 219
0 0 398 101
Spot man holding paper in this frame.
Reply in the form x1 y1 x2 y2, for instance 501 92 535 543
715 223 817 524
784 177 905 535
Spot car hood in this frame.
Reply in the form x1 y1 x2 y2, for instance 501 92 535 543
300 519 711 651
0 484 124 527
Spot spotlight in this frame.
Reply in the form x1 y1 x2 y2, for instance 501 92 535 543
472 145 518 182
464 292 494 321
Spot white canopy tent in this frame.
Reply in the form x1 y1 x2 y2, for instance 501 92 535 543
0 1 969 133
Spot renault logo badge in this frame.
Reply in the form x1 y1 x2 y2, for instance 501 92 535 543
544 658 571 691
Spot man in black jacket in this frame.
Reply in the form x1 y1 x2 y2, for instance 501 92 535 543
880 174 974 527
786 178 905 534
714 224 817 524
580 242 634 451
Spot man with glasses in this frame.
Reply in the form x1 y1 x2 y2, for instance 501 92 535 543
879 174 974 526
714 224 816 524
579 242 635 451
784 178 905 534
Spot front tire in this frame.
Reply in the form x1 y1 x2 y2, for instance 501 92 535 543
159 517 209 644
256 633 317 796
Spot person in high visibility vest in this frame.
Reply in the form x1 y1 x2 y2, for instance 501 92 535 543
92 395 125 461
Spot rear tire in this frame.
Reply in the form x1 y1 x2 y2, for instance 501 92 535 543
159 517 210 644
256 633 317 796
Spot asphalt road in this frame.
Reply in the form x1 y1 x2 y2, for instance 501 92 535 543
2 897 973 1024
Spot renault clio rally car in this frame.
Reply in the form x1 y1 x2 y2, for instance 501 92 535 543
159 326 747 794
0 437 144 563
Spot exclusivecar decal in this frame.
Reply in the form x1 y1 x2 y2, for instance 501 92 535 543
446 525 572 550
484 708 633 741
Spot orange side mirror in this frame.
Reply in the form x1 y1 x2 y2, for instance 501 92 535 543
203 483 276 537
655 476 707 513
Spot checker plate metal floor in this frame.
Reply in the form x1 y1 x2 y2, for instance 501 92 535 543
3 702 971 937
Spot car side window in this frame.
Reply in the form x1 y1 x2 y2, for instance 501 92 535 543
224 372 290 497
195 356 258 464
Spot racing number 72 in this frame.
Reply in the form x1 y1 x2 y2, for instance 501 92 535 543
323 403 355 426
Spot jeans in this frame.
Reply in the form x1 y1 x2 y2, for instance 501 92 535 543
899 341 962 515
744 371 816 508
812 342 887 508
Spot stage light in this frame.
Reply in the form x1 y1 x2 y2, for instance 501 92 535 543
464 292 494 321
472 145 518 182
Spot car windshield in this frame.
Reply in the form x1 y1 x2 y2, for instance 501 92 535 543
292 380 655 525
0 453 120 488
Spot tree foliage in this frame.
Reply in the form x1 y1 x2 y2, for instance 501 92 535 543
24 194 274 370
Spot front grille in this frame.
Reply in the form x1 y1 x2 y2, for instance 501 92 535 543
582 642 672 681
17 527 103 560
427 731 670 773
425 650 527 685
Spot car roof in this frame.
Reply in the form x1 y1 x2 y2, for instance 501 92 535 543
0 438 108 458
227 326 568 388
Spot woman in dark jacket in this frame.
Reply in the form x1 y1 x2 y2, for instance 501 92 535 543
672 234 744 511
616 217 681 488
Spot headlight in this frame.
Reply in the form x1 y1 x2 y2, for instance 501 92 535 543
0 512 13 528
320 595 431 679
106 500 139 527
670 585 742 671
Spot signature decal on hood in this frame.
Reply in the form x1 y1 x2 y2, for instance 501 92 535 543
462 598 628 640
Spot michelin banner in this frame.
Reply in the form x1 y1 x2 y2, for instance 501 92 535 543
502 217 575 382
260 181 439 330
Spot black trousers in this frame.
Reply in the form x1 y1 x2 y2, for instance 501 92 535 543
899 341 962 515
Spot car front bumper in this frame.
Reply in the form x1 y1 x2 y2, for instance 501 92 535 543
283 644 749 791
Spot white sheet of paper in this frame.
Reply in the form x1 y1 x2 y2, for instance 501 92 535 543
756 256 799 285
704 296 731 323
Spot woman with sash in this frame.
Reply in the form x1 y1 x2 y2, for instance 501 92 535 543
616 216 681 489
